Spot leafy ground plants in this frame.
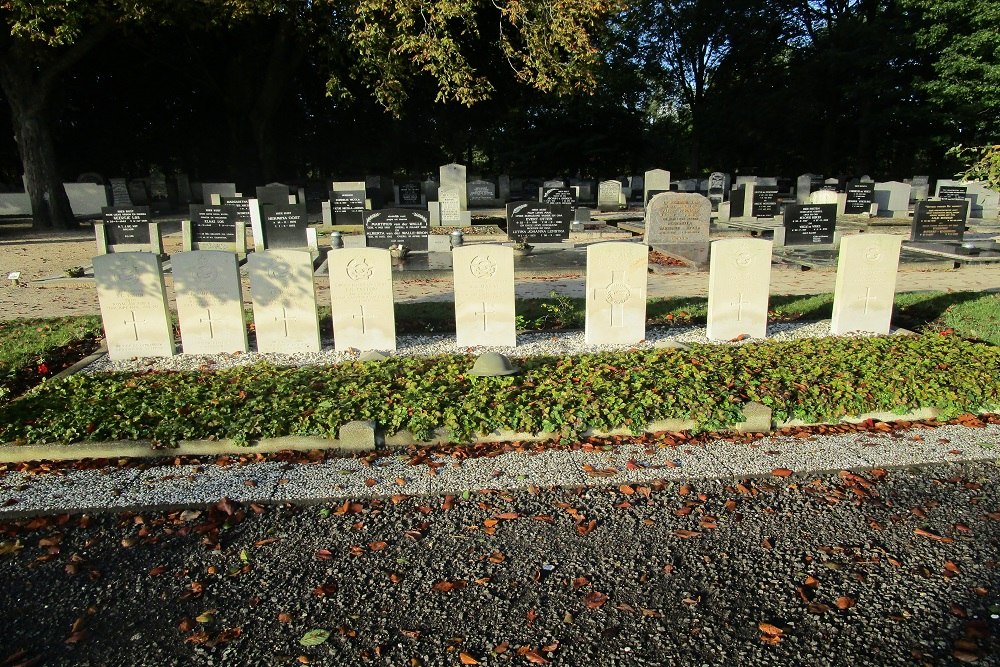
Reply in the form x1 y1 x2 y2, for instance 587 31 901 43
0 316 103 403
2 334 998 446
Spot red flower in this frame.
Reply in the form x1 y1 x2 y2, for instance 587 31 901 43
37 363 49 375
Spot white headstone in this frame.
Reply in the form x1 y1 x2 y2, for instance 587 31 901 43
440 163 468 210
809 189 840 205
248 250 321 353
830 234 901 335
172 251 248 355
94 253 175 360
328 248 396 351
438 187 462 225
644 169 671 204
598 180 622 212
585 243 647 345
706 239 772 341
645 193 711 245
453 245 516 347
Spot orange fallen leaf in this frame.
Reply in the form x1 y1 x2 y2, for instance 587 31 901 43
835 596 855 609
914 527 954 543
583 591 609 609
459 652 480 665
672 529 701 539
524 650 549 664
771 468 794 477
759 622 784 636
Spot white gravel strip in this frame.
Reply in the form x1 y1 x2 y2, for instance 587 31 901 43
81 320 887 374
2 423 997 516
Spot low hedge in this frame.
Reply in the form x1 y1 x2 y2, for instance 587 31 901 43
1 334 998 446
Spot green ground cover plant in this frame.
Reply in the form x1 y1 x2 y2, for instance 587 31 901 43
2 334 997 446
0 316 103 402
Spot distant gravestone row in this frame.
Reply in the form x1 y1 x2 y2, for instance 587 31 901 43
94 234 904 361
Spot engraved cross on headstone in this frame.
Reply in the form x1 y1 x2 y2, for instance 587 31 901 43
474 302 489 331
199 309 220 338
861 287 877 314
275 307 291 337
352 305 367 334
123 311 139 341
732 293 751 321
593 270 635 328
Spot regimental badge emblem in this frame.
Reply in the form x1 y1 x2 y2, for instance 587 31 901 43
346 258 373 281
469 255 497 279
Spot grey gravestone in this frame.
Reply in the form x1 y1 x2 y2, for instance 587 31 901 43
257 184 292 207
708 172 727 207
597 180 622 212
172 250 248 355
782 204 837 245
127 179 149 206
94 253 174 360
844 183 875 214
873 181 910 217
467 180 496 205
645 193 711 245
175 174 192 204
363 209 431 250
910 200 969 242
262 204 310 249
248 250 321 353
506 202 571 243
110 178 132 206
438 187 462 225
202 183 237 204
440 163 468 210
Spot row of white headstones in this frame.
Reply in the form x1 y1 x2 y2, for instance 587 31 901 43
93 236 902 361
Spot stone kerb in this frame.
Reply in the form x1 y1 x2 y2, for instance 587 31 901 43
328 248 397 351
585 242 648 345
453 245 516 347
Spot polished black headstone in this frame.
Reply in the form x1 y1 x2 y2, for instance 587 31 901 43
844 184 874 214
783 204 837 245
506 202 571 243
262 204 309 249
910 200 969 242
751 186 779 218
102 206 151 245
190 205 237 244
363 208 431 250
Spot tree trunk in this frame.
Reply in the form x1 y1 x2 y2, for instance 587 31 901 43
0 64 76 229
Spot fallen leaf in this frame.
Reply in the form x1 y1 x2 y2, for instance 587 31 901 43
759 622 784 636
836 596 855 609
672 529 701 539
524 650 549 664
459 652 480 665
771 468 794 477
583 591 609 609
914 527 954 543
278 613 292 623
299 629 330 646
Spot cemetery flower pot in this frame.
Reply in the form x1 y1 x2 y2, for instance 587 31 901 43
512 242 533 257
389 245 410 260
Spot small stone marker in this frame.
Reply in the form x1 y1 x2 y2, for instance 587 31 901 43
94 253 174 360
506 202 572 242
172 251 248 355
598 180 623 212
830 234 901 335
585 242 647 345
453 245 516 347
910 200 969 242
706 238 772 341
781 204 837 245
363 209 431 250
248 250 321 353
645 193 711 245
328 247 396 351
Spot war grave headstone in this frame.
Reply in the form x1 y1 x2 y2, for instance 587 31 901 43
172 251 248 354
830 234 901 335
506 202 572 243
873 181 910 217
398 182 423 206
468 179 497 206
452 245 516 347
261 204 316 251
202 183 237 205
257 184 292 207
110 178 132 206
751 185 779 218
248 250 321 353
363 209 431 250
844 183 875 215
938 185 968 201
598 180 623 212
183 205 246 254
585 243 647 345
778 204 837 246
440 163 468 211
94 253 174 360
541 187 576 206
328 248 396 351
96 206 163 255
706 238 772 341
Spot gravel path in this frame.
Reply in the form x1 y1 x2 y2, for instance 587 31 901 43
1 458 998 666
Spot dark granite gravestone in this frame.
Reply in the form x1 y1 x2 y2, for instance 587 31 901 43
645 189 668 205
542 187 576 206
330 190 366 225
467 180 497 205
730 185 747 218
190 205 237 244
221 197 251 223
399 182 422 206
783 203 837 245
363 209 431 250
506 202 572 243
844 183 875 214
102 207 151 244
938 185 968 201
910 200 969 242
109 179 132 207
257 184 291 207
262 204 309 249
751 185 779 218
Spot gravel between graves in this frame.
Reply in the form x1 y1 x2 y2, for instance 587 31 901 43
81 320 878 374
1 458 999 666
